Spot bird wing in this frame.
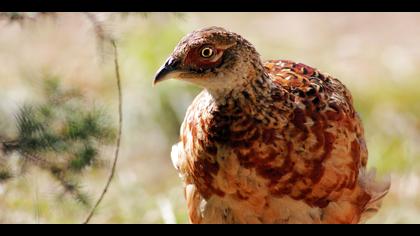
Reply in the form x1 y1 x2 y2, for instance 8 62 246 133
262 60 389 223
176 59 389 223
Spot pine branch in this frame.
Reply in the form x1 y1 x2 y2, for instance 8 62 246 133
0 140 19 154
0 159 13 183
51 167 91 207
20 152 91 207
0 78 116 207
0 170 13 182
83 13 124 223
0 12 124 223
0 12 57 25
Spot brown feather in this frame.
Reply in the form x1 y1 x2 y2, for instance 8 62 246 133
165 28 390 224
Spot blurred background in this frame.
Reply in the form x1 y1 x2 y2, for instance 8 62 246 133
0 12 419 223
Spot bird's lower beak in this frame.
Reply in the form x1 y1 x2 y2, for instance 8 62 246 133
153 57 180 86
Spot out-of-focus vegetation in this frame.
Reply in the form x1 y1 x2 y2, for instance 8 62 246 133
0 13 419 223
1 77 116 207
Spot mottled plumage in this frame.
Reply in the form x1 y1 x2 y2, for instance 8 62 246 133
155 27 390 224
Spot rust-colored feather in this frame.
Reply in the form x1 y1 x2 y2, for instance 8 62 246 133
170 59 389 224
164 28 389 224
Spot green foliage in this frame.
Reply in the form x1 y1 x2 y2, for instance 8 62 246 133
70 145 98 172
0 78 116 206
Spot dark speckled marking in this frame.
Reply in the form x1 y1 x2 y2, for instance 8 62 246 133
181 58 376 217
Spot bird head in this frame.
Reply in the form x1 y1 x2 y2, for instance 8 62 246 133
153 27 263 94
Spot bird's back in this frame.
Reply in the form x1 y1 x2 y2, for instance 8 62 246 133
172 59 390 224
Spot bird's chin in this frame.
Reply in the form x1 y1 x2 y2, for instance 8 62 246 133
153 71 183 85
161 72 211 87
154 70 222 90
182 75 228 89
154 70 203 85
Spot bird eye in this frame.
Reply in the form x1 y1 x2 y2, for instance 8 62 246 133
200 47 214 58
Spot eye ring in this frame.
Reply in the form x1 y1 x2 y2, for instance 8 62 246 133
200 47 214 58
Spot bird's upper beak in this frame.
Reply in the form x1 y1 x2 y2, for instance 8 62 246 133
153 57 181 86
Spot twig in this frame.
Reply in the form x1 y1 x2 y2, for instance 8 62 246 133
21 152 54 169
0 140 19 154
83 38 123 224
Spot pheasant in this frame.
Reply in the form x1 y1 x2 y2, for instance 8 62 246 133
153 27 390 224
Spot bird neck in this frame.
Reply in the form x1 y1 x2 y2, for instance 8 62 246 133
206 72 277 113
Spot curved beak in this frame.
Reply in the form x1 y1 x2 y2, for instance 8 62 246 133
153 57 181 86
